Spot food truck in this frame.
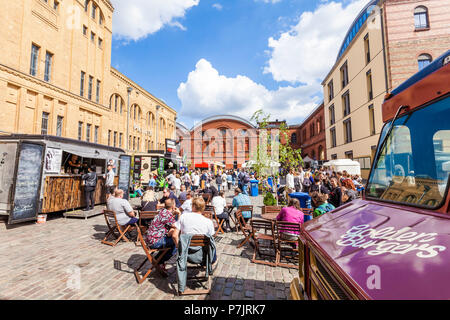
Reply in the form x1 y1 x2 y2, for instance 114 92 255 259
0 135 131 225
290 50 450 300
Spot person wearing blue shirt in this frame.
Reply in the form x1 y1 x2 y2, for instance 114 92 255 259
232 188 252 222
148 175 157 188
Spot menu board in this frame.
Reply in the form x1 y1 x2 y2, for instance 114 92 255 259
44 147 62 174
151 157 159 171
134 156 142 181
118 155 131 200
9 142 45 224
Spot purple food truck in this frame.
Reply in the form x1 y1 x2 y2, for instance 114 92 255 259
290 50 450 300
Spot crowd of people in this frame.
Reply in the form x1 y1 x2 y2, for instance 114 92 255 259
105 165 364 273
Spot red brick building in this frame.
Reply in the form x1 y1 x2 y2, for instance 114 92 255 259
296 102 327 162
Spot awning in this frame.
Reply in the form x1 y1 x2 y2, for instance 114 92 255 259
45 140 123 161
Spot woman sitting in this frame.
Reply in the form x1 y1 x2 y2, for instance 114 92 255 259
276 198 304 241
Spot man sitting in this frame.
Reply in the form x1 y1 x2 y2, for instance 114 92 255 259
231 188 252 223
158 187 181 209
107 189 138 227
144 199 180 274
211 191 232 232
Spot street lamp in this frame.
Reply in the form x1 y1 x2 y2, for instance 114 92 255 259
126 86 133 151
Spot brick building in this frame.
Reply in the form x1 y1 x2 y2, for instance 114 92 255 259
296 102 326 162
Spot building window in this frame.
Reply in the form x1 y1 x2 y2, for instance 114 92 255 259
30 44 40 76
96 80 101 103
87 76 93 100
344 118 352 143
133 137 136 151
329 105 335 125
41 112 49 135
137 137 140 151
91 32 95 43
113 131 117 147
327 80 334 102
331 154 337 160
98 38 103 49
345 151 354 160
364 34 370 64
310 123 315 138
78 122 83 140
366 70 373 101
291 133 297 144
84 0 89 12
83 25 88 36
99 14 104 25
302 129 306 142
340 61 349 89
86 124 91 142
80 71 85 96
342 90 350 117
108 130 111 146
369 104 376 136
56 116 63 136
330 127 337 148
44 51 53 82
119 133 123 147
418 54 432 70
91 3 96 19
53 0 59 10
94 126 99 143
414 6 429 30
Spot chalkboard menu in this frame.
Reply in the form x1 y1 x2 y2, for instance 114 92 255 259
134 156 142 180
118 155 131 200
9 142 45 224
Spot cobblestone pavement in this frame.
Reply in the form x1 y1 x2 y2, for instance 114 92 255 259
0 190 297 300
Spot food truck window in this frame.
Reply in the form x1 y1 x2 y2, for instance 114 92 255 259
61 152 107 175
367 95 450 209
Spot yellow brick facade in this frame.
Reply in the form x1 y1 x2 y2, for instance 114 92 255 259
0 0 176 153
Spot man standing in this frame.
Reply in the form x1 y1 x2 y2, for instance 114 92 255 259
107 189 138 226
166 170 176 188
82 165 98 211
104 165 115 200
286 169 295 194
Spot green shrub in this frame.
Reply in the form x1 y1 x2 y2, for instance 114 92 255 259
263 192 277 206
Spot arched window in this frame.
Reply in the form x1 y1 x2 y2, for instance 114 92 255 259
291 133 297 144
109 94 124 113
418 54 432 70
319 145 324 161
147 112 155 128
414 6 429 29
131 104 141 121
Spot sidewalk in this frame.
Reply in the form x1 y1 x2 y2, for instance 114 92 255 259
0 191 296 300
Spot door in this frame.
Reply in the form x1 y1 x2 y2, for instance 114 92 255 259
8 142 46 224
0 142 18 215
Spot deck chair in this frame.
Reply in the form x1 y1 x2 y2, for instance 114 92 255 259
138 211 159 233
101 210 136 247
275 221 301 269
251 219 277 266
235 210 254 248
134 227 171 284
177 235 214 296
205 205 225 236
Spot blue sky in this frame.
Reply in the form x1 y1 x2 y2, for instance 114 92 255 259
110 0 369 128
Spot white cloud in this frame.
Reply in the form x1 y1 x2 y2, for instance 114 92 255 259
110 0 199 41
264 0 369 84
212 3 223 10
177 59 321 126
255 0 282 3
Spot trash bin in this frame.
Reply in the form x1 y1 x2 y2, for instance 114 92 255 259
250 180 259 197
289 192 312 222
267 177 273 189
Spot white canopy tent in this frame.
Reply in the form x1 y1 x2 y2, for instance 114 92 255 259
323 159 361 176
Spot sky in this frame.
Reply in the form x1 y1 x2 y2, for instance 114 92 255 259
109 0 371 129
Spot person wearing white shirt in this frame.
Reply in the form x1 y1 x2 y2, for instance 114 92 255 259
173 174 182 193
180 191 194 212
286 169 295 193
172 197 215 247
192 172 200 191
211 191 231 232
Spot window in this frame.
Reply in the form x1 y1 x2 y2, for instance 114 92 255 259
342 90 351 116
119 133 123 147
327 80 334 102
344 118 352 143
329 104 335 125
340 62 349 89
137 137 140 151
364 34 370 64
91 3 96 19
44 51 53 82
291 133 297 144
30 44 40 76
80 71 85 96
53 0 59 10
330 127 337 148
91 32 95 42
98 38 103 49
88 76 93 100
302 129 306 142
369 104 376 135
414 6 429 30
133 137 136 150
310 123 315 138
83 25 87 36
366 70 373 101
108 130 111 146
78 122 83 140
94 126 99 143
418 54 432 70
331 154 338 160
96 80 101 103
84 0 89 12
56 116 63 136
113 131 117 147
345 151 354 160
86 124 91 142
41 112 49 135
99 14 104 25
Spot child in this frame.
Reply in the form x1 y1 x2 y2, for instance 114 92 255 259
311 191 335 218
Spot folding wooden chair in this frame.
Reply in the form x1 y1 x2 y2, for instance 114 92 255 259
134 227 171 284
274 221 301 269
101 210 136 247
301 208 314 221
177 235 213 296
235 210 254 248
138 211 159 233
237 205 254 221
205 205 225 236
251 219 277 266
